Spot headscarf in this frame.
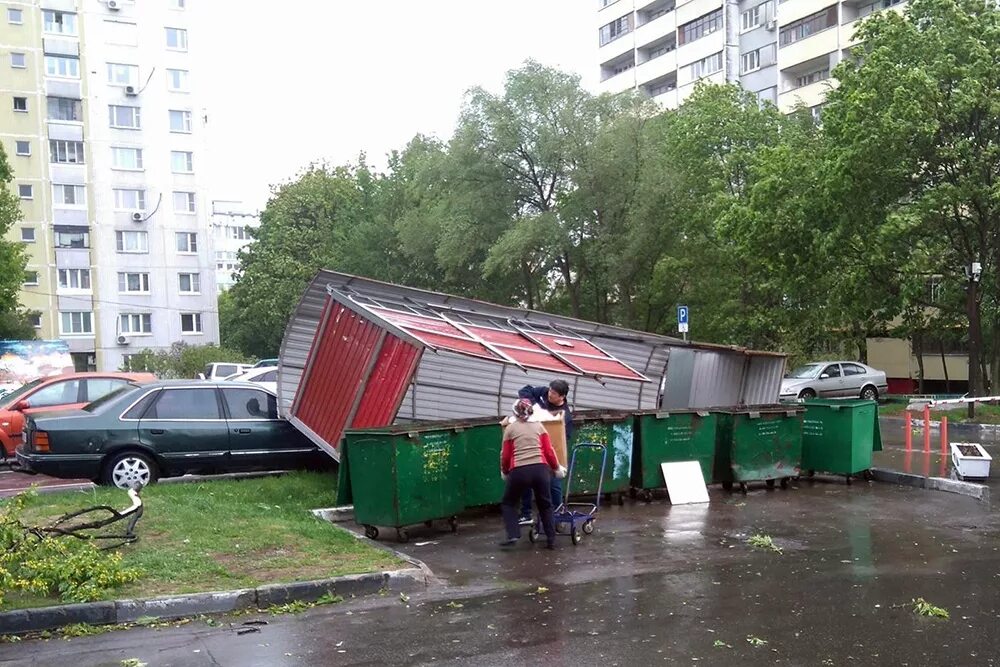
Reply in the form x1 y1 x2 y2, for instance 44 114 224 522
512 398 534 421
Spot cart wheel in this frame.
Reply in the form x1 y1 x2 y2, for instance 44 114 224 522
571 526 583 545
397 528 409 543
722 481 734 492
740 482 748 495
583 520 595 535
364 525 379 540
863 469 873 482
780 477 790 489
641 489 653 503
765 479 776 489
449 516 459 533
528 527 537 543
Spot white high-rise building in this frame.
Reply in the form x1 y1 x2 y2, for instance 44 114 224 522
210 199 258 293
597 0 905 114
2 0 219 371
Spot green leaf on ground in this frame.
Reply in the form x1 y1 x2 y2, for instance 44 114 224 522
747 533 783 554
746 635 768 647
912 598 949 619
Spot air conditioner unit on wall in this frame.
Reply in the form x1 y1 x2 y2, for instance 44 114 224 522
125 85 137 96
131 211 143 222
766 19 777 30
116 335 129 346
108 0 120 10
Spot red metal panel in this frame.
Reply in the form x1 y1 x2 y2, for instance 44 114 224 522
369 308 459 337
564 355 647 380
294 303 385 453
409 331 500 361
500 347 579 374
351 335 421 428
467 326 536 348
531 333 607 358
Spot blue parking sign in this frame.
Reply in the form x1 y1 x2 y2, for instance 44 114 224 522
677 306 689 333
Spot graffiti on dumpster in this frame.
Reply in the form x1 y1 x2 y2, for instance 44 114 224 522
421 432 451 483
574 423 633 482
803 418 823 438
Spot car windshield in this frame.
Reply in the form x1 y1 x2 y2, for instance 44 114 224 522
787 364 823 379
82 383 138 413
1 378 45 406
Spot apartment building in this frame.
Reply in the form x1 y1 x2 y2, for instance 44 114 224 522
1 0 218 372
597 0 906 114
210 199 258 293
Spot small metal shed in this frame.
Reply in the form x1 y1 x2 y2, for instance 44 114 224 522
278 271 786 460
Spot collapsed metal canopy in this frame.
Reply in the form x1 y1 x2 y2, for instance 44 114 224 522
277 271 786 460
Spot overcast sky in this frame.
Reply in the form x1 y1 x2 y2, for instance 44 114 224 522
201 1 596 210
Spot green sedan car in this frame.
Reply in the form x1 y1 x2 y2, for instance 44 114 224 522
16 380 326 489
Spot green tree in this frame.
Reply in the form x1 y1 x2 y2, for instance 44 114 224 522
122 342 252 378
822 0 1000 406
0 143 34 339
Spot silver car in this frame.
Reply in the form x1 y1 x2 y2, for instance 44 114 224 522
779 361 888 401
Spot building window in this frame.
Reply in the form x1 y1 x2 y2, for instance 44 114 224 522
11 52 25 68
42 10 78 35
599 14 632 46
647 79 677 97
113 188 146 211
28 313 41 329
795 67 830 88
47 97 82 122
741 49 761 73
741 4 764 31
171 151 194 173
859 0 904 18
226 225 250 240
50 140 84 164
780 6 837 47
118 272 150 293
60 311 93 336
178 273 201 293
107 62 139 87
15 141 29 156
17 184 32 199
678 9 722 45
687 51 723 80
23 271 38 286
180 313 202 334
169 109 193 133
54 228 89 248
119 313 152 335
648 42 675 60
13 97 27 112
166 68 189 92
45 55 80 79
53 184 85 206
20 228 35 243
8 8 23 24
111 146 143 170
175 232 198 253
109 105 141 129
165 27 188 50
173 192 196 213
116 230 149 253
58 268 91 291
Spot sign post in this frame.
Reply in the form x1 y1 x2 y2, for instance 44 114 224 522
677 305 689 342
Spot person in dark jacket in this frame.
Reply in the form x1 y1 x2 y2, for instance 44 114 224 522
517 380 573 524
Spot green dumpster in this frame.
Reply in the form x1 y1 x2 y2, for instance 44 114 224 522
344 422 466 542
801 398 879 481
459 418 506 507
568 411 634 503
713 406 804 492
633 410 718 498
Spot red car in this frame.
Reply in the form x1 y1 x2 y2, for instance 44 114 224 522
0 372 157 458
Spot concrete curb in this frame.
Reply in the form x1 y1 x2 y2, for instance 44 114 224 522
870 467 990 502
0 567 428 635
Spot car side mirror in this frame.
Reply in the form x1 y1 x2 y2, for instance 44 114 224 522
819 374 829 379
14 400 29 411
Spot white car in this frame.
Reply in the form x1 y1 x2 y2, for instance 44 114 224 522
201 362 253 381
226 366 278 394
780 361 888 401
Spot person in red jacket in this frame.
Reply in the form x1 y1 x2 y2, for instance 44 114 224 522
499 398 566 549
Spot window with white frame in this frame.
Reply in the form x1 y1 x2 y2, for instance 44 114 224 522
13 97 27 112
54 228 88 248
171 151 193 173
115 230 148 253
20 228 35 243
741 4 764 31
166 68 189 92
50 140 84 164
58 268 91 291
111 146 143 170
598 14 632 46
687 51 723 80
53 184 85 206
42 10 78 35
113 188 145 211
17 184 32 199
45 55 80 79
679 9 722 45
226 225 250 240
118 272 150 293
8 8 23 24
107 62 139 87
23 271 38 286
180 313 202 334
15 141 29 156
60 311 93 335
178 272 201 293
11 52 25 68
741 49 761 73
173 191 196 213
29 313 41 329
109 105 141 129
175 232 198 253
169 109 193 133
47 97 81 122
119 313 152 335
165 27 188 50
795 67 830 88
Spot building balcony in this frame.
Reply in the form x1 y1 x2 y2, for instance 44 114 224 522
778 0 838 26
634 8 677 46
636 50 679 88
676 0 721 25
778 26 839 69
778 78 835 112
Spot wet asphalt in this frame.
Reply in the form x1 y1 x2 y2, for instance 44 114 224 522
5 415 1000 665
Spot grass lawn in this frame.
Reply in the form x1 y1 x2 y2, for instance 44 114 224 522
1 472 404 611
879 401 1000 424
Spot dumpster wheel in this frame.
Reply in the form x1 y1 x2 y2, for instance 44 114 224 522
449 516 459 533
722 481 733 492
766 479 776 489
739 482 748 495
780 477 790 489
396 528 409 543
364 525 379 540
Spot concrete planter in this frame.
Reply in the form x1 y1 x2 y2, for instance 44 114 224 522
950 443 992 480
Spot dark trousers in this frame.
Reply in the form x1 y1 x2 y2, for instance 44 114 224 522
501 464 556 544
520 477 563 516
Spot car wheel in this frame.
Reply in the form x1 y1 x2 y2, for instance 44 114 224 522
102 451 158 489
860 386 878 401
799 389 816 399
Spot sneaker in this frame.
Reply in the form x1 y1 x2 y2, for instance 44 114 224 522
518 515 533 526
498 538 518 548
